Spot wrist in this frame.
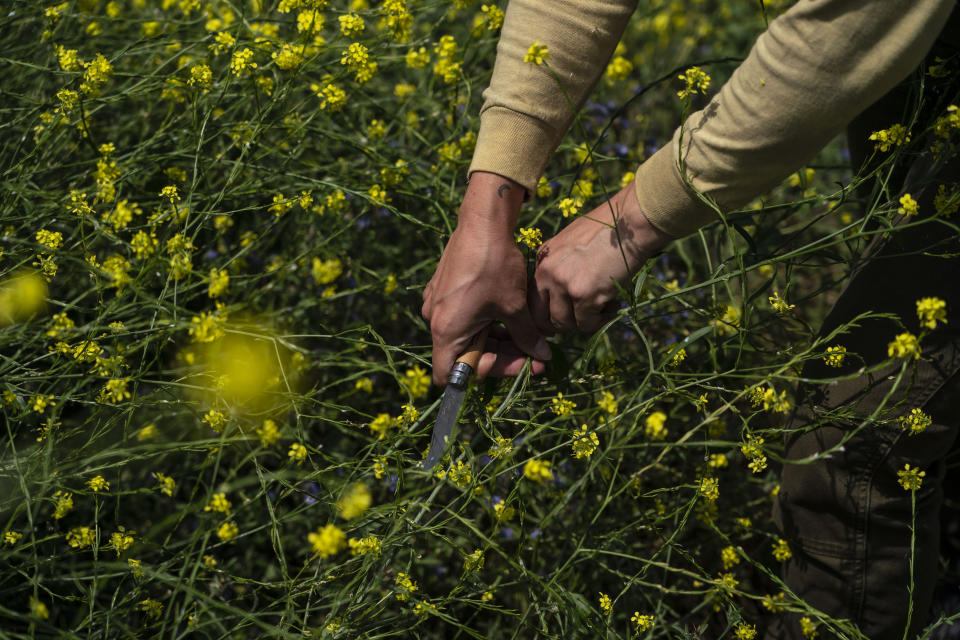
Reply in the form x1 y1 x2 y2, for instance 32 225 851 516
457 171 525 241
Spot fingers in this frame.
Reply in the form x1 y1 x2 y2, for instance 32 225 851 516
501 302 552 363
476 337 548 380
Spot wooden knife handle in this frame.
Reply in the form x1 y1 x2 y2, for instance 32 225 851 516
455 325 490 372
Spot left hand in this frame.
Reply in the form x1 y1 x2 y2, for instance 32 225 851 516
529 181 675 335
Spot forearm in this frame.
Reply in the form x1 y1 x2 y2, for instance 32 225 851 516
469 0 639 194
635 0 955 238
457 172 525 240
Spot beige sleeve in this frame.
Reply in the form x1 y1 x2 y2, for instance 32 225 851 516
635 0 955 238
467 0 639 195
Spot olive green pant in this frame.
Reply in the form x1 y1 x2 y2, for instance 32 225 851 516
768 18 960 638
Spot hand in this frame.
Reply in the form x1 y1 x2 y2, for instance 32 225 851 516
530 180 674 335
422 172 551 386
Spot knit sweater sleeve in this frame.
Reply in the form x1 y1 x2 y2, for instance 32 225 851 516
467 0 639 195
634 0 955 238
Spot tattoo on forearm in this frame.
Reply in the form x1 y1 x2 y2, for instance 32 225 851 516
497 183 512 199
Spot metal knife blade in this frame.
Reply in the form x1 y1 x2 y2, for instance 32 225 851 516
423 382 466 471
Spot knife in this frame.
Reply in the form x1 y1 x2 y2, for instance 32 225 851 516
423 326 490 471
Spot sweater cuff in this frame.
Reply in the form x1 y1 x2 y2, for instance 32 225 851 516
468 105 558 196
633 142 722 238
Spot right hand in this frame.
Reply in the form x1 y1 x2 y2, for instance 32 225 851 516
421 172 551 386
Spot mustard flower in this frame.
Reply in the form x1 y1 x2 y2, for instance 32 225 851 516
110 528 134 556
517 227 543 249
551 392 576 416
30 596 49 620
897 193 919 216
87 475 109 492
823 345 846 367
204 493 232 515
597 391 618 415
721 545 740 570
369 413 395 439
153 472 176 496
524 41 550 65
202 409 228 433
288 442 308 464
489 435 513 459
338 13 365 36
900 408 932 435
4 531 23 545
772 538 792 561
644 411 667 440
917 296 947 330
868 124 911 152
677 66 710 98
631 612 654 632
403 365 430 399
355 377 373 393
230 48 256 76
800 616 819 639
336 483 371 520
888 332 920 359
395 572 418 601
66 526 96 548
463 549 484 572
138 599 163 620
768 291 795 314
935 184 959 217
256 418 281 447
536 176 553 198
734 622 757 640
348 535 381 556
605 55 633 82
493 498 515 522
309 524 346 558
311 257 343 285
571 424 599 460
216 521 239 542
558 196 583 218
53 490 74 519
898 463 925 491
446 461 472 488
523 458 554 483
598 592 612 614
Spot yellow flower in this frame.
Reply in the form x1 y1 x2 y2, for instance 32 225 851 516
721 545 739 570
824 345 846 367
900 408 932 435
338 13 365 36
644 411 667 440
800 616 819 639
888 332 920 359
897 193 919 216
110 528 134 556
138 599 164 620
463 549 484 572
355 377 373 393
768 291 795 314
336 483 372 520
570 424 599 460
395 571 419 601
868 124 911 152
524 41 550 65
403 365 430 399
87 475 109 492
734 622 757 640
256 419 281 447
66 526 96 548
30 596 49 620
598 592 612 615
558 196 583 218
631 612 654 632
551 392 576 416
230 48 257 76
597 391 618 415
216 521 239 542
205 493 232 515
677 66 711 98
288 442 308 464
516 227 543 249
348 535 381 556
53 490 74 519
369 413 396 440
898 463 925 491
917 296 947 330
4 530 23 545
771 538 792 561
309 524 346 558
523 458 553 483
153 472 176 496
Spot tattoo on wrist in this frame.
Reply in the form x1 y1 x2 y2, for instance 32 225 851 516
497 183 512 199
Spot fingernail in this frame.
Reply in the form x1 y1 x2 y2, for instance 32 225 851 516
534 337 552 361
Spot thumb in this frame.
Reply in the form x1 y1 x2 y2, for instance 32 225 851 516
502 306 552 363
